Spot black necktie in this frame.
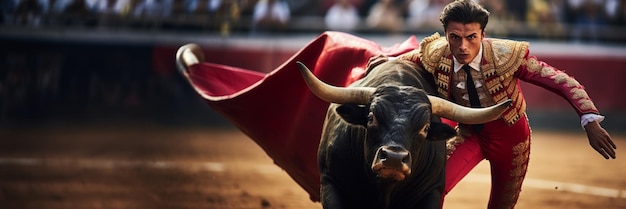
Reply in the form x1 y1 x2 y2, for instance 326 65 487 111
463 65 481 108
463 64 484 132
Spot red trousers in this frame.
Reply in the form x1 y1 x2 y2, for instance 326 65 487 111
443 115 531 209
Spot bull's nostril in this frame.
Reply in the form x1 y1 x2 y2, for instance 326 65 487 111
380 150 388 160
402 156 409 164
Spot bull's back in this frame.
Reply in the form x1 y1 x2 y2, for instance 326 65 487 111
356 60 435 94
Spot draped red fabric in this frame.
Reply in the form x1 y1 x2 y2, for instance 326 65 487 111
182 31 419 201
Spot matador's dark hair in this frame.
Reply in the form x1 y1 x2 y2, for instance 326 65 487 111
439 0 490 32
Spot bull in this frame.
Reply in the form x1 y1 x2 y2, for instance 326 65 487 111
296 60 510 209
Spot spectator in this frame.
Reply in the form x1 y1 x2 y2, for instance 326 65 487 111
604 0 622 26
133 0 166 17
186 0 222 14
61 0 90 25
526 0 565 39
89 0 117 14
63 0 89 15
407 0 448 30
251 0 290 35
89 0 121 28
133 0 172 29
365 0 403 33
1 0 17 24
505 0 527 22
42 0 90 19
407 0 428 29
325 0 361 32
116 0 136 17
15 0 44 26
567 0 607 42
614 0 626 25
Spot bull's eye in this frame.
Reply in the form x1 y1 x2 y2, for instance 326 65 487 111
420 124 430 138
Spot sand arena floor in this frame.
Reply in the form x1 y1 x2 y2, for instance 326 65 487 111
1 125 624 209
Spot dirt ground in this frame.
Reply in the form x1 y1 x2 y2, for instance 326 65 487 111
0 124 625 209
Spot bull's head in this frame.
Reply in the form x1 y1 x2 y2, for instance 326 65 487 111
297 61 511 181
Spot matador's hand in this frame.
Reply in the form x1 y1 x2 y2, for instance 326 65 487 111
365 54 389 72
585 121 617 159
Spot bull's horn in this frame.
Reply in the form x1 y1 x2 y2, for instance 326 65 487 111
296 61 375 104
428 96 512 124
175 43 204 75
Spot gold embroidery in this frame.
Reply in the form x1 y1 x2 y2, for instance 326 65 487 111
440 57 453 73
445 126 474 159
494 44 513 66
552 73 570 84
541 66 557 77
509 154 529 177
418 33 446 74
503 109 517 122
506 78 517 95
570 88 589 100
493 91 507 103
549 70 582 88
511 137 530 175
398 49 420 63
565 78 581 88
419 33 455 99
497 135 531 209
515 94 522 107
488 79 503 94
484 67 496 78
501 75 514 88
502 93 526 125
526 57 543 73
437 72 450 98
579 100 596 110
487 39 528 79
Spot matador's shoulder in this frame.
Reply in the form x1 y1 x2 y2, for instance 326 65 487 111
417 33 450 73
483 38 529 78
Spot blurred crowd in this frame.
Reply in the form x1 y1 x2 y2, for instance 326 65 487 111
1 0 626 125
1 0 625 41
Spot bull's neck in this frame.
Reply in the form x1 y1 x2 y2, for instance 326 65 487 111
377 181 398 209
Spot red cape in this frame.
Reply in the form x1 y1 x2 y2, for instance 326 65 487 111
182 31 420 201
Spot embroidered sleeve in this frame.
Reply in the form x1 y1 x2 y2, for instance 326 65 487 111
516 53 600 116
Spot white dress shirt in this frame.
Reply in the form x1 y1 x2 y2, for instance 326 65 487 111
453 44 485 102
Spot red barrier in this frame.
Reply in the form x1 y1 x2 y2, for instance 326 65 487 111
153 41 626 111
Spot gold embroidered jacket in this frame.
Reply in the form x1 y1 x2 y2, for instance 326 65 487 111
399 33 600 125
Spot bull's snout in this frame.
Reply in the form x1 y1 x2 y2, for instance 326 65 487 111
371 146 412 181
377 146 411 168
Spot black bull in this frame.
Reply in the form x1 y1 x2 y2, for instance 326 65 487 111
296 60 511 209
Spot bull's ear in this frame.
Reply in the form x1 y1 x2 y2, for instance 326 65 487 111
426 121 456 141
336 104 368 126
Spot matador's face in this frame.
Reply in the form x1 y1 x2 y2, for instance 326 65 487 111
445 22 485 65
